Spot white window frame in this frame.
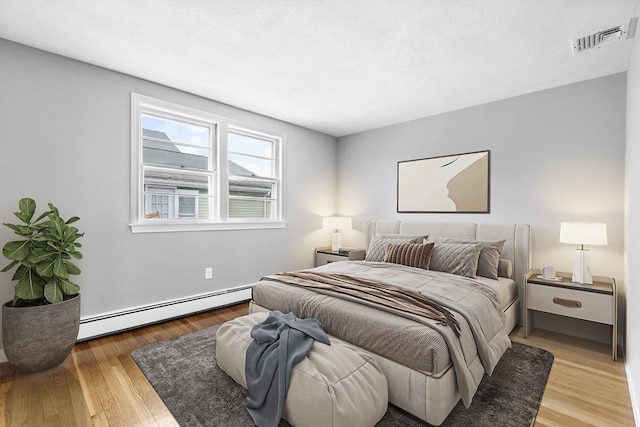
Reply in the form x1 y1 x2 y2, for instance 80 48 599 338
130 93 286 233
227 126 282 222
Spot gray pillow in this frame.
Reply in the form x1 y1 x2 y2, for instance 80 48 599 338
427 236 505 280
379 234 425 242
498 259 513 279
365 235 416 262
429 242 482 278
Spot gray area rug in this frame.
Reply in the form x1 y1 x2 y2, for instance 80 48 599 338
132 325 553 427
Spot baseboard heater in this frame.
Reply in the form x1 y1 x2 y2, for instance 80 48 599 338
77 285 253 341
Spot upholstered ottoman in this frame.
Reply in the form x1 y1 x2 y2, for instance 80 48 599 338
216 312 388 427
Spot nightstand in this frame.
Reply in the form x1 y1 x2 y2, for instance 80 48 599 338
315 247 365 267
524 269 617 360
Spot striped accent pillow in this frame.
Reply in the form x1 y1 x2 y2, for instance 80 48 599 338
384 242 435 270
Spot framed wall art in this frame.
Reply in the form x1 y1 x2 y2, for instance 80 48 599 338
397 150 490 213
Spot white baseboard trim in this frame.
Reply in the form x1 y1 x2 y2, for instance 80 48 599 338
77 286 252 341
625 363 640 426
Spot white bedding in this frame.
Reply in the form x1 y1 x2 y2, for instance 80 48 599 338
475 276 518 311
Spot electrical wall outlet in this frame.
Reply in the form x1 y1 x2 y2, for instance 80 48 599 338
205 267 213 279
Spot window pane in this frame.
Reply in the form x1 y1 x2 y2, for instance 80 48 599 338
144 169 209 192
147 193 170 219
142 114 210 148
144 192 212 220
228 176 276 219
229 178 274 199
228 154 274 179
228 132 273 158
227 129 279 221
143 136 210 170
229 198 275 219
144 169 212 220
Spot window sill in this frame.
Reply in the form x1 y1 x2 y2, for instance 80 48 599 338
130 221 287 234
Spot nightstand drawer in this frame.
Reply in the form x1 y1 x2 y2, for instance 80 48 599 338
527 283 613 325
315 248 365 267
315 252 346 265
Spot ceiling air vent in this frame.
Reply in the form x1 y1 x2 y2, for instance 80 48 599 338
571 17 638 55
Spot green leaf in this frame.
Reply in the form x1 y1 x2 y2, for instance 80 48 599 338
18 198 36 222
44 282 63 304
64 261 81 276
56 277 80 296
54 217 64 238
3 223 35 236
34 210 51 223
11 264 27 280
13 211 31 224
2 240 31 261
1 259 18 273
69 250 83 260
15 270 45 300
38 220 56 229
53 256 68 279
47 203 59 215
65 216 80 225
36 258 56 278
27 247 56 264
45 240 62 251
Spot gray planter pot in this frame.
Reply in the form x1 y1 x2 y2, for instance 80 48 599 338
2 294 80 373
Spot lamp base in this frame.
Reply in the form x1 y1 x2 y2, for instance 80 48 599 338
331 231 342 252
572 248 593 285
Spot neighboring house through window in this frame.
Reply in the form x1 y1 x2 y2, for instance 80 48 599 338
131 94 285 233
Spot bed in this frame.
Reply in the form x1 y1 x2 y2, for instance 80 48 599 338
250 220 531 426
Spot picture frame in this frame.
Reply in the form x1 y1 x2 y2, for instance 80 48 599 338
397 150 490 213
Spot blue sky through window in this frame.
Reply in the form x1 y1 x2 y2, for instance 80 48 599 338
142 114 209 155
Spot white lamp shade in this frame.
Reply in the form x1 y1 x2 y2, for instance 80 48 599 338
322 216 352 230
559 222 608 246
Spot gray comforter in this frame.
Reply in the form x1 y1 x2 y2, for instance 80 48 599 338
252 261 511 407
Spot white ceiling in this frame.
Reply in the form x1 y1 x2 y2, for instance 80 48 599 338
1 1 639 137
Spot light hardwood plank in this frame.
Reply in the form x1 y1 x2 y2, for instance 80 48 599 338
0 304 635 426
511 326 635 427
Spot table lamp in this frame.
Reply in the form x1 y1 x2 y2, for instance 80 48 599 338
322 216 352 252
559 222 608 284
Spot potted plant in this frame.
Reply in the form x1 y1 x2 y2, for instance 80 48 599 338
1 197 84 373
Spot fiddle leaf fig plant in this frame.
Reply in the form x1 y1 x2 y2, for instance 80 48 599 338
2 198 83 307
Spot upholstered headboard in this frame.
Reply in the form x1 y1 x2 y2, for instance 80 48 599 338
365 220 531 306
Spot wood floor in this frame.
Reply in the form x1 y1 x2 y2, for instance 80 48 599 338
0 302 635 426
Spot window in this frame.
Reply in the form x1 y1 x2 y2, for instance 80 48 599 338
228 128 279 220
131 94 284 233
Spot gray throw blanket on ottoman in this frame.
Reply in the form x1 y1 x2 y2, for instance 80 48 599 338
245 310 331 427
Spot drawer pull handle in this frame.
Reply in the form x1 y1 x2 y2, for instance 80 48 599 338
553 297 582 308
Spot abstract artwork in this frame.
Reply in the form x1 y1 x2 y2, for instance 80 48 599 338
397 150 490 213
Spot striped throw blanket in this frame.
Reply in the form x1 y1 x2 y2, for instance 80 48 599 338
261 271 461 338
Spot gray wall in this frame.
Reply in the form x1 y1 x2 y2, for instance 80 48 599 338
0 40 338 349
337 73 627 343
624 29 640 421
